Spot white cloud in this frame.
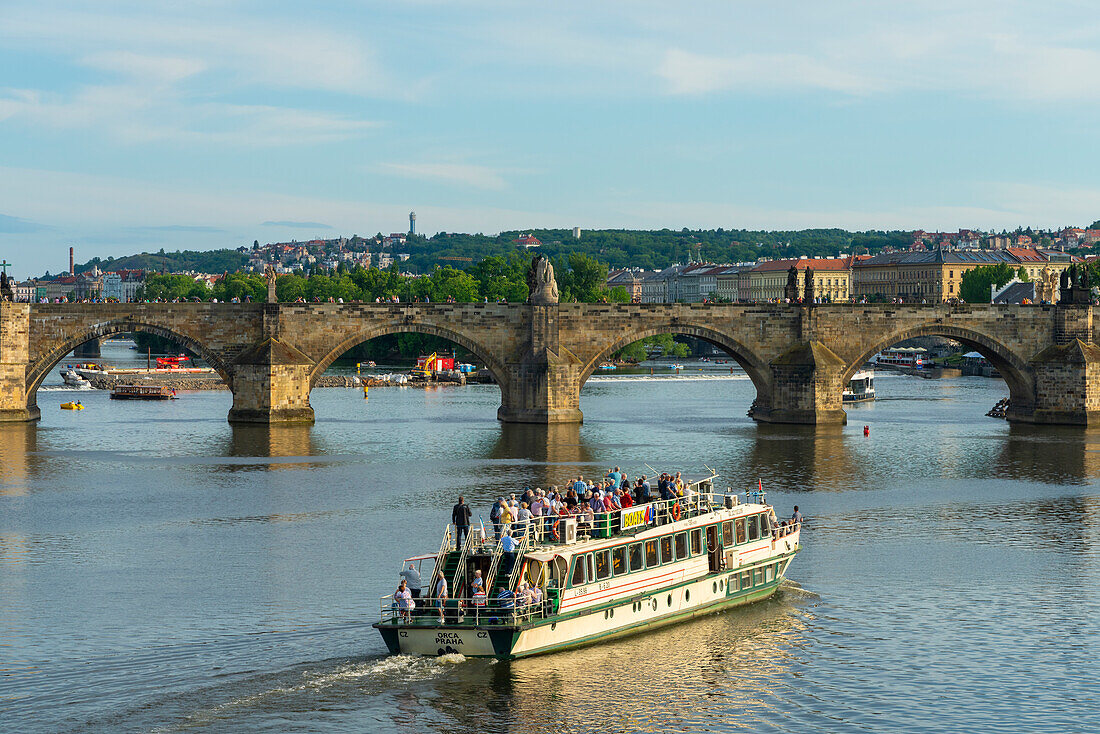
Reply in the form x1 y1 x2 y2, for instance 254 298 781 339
378 162 508 190
657 48 875 96
81 51 207 83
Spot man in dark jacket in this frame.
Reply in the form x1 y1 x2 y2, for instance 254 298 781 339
452 496 472 549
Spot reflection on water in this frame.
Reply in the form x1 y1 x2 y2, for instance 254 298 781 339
2 372 1100 733
0 423 37 495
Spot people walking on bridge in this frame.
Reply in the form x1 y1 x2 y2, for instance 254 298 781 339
452 496 472 549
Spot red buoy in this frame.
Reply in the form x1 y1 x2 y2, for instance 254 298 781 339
863 425 870 436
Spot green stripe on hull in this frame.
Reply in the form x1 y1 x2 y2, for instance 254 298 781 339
503 579 783 660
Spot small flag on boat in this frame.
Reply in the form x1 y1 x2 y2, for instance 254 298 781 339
758 478 763 492
478 518 486 542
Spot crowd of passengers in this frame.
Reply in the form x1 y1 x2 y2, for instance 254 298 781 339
476 468 697 545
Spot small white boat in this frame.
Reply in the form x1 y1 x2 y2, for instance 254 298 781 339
669 363 684 370
59 368 92 389
843 370 875 403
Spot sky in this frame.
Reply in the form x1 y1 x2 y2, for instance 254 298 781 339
2 0 1100 278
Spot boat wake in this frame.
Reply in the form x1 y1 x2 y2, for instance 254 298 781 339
38 384 94 392
146 654 468 733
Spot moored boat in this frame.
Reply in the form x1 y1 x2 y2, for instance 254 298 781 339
843 370 875 403
598 362 617 370
374 476 801 660
110 384 178 400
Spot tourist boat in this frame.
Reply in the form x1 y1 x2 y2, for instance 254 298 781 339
843 370 875 403
60 401 84 410
875 347 927 368
374 476 801 660
598 362 617 370
109 384 178 400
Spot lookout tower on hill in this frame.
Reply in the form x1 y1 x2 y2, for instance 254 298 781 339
409 211 416 235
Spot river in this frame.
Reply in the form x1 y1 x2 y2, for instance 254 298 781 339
2 343 1098 733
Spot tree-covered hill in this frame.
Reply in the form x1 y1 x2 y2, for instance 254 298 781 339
75 248 249 275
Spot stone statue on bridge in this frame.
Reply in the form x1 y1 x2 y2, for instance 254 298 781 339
264 265 277 304
784 266 799 302
526 254 559 305
0 272 12 302
803 268 815 304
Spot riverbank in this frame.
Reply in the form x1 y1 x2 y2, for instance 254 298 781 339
80 373 467 391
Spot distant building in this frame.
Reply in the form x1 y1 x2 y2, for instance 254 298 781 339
409 211 416 235
572 227 581 239
515 233 542 248
102 269 145 302
747 257 856 302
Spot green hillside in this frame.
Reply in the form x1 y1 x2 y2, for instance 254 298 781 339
74 249 249 275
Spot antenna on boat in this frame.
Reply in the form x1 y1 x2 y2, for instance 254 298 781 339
644 462 662 476
703 463 716 478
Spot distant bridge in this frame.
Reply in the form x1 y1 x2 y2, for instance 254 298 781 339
2 301 1098 425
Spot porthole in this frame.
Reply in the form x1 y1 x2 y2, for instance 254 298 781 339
551 622 557 631
667 594 673 607
685 590 690 603
609 608 614 619
712 582 717 593
604 610 609 620
719 579 724 591
651 598 658 611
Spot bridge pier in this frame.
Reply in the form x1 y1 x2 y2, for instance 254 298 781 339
226 338 315 425
497 304 583 424
752 341 847 425
1018 339 1100 425
0 303 39 423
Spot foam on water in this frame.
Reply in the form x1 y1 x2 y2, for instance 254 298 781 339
587 374 750 383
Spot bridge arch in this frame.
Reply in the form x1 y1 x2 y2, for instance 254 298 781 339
579 324 773 404
26 321 234 400
842 324 1035 409
308 324 510 395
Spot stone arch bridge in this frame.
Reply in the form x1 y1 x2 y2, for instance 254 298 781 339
2 301 1098 425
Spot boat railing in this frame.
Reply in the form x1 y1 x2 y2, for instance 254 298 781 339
378 592 550 626
507 491 725 547
451 522 481 588
433 524 454 580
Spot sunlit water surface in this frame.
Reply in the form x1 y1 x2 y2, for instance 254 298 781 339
2 347 1098 732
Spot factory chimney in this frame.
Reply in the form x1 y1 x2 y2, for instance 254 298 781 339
70 247 74 275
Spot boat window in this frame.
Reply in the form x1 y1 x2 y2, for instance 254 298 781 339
645 540 659 567
587 553 595 581
722 521 733 546
765 565 775 583
690 528 702 555
728 574 739 592
675 532 688 560
753 568 763 586
740 571 751 588
629 543 644 572
735 518 746 544
571 557 586 587
660 536 674 563
612 546 626 576
747 515 759 541
594 550 611 581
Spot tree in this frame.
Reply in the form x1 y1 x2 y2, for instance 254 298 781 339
960 263 1015 303
1017 267 1029 282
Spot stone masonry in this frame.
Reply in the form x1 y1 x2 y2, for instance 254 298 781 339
3 301 1100 426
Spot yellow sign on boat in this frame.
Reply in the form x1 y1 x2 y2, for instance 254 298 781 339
620 507 647 531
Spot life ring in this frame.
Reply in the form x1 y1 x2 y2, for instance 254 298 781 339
550 518 561 540
671 502 682 522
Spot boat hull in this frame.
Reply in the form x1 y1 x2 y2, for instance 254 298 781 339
375 561 790 660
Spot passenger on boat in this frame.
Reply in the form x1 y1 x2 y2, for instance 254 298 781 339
500 531 518 576
573 476 587 493
393 580 414 623
515 503 532 536
792 506 804 524
507 494 519 512
399 563 423 599
607 467 622 489
432 572 448 624
470 569 484 596
452 496 472 549
490 498 505 541
496 587 514 610
619 489 634 509
499 502 514 533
